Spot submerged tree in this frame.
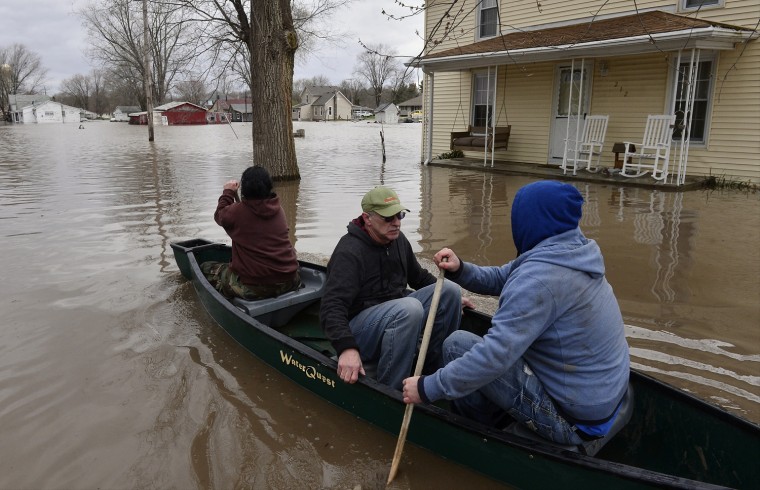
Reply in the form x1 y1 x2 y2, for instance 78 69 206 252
175 0 350 180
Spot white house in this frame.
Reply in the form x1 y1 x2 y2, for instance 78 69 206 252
292 86 353 121
15 100 82 124
112 106 141 122
374 103 399 124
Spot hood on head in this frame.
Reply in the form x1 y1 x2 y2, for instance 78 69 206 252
511 181 583 255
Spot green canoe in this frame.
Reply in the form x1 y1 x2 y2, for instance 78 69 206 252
172 238 759 489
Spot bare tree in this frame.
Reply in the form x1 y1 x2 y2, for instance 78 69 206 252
0 44 48 117
174 79 208 105
80 0 201 109
353 43 403 107
60 74 92 111
90 69 109 116
339 77 365 105
170 0 351 180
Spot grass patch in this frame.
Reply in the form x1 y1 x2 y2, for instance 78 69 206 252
702 174 758 191
436 149 464 160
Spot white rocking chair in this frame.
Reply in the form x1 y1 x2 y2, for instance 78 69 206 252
621 115 676 181
562 115 609 175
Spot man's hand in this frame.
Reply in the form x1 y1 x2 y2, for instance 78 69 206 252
461 296 476 310
402 376 422 404
223 179 239 191
433 248 461 273
337 348 365 384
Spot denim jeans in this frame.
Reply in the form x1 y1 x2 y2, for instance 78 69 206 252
349 280 462 390
444 330 584 446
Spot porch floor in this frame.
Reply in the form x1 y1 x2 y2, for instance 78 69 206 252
428 158 705 191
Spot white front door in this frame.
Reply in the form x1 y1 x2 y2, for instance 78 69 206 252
549 62 592 163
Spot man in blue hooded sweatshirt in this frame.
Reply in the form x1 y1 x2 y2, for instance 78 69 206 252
402 180 630 447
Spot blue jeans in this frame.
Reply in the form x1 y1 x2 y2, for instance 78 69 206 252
349 280 462 390
444 330 584 446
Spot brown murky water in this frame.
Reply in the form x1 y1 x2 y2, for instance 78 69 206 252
0 121 757 489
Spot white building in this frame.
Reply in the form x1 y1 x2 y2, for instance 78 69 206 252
374 103 399 124
112 106 141 122
14 100 82 124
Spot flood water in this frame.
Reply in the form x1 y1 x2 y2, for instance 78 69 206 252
0 120 758 489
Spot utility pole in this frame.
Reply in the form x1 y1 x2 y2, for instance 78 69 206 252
142 0 154 141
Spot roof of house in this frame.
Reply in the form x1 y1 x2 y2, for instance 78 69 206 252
305 85 339 96
416 10 755 69
375 102 397 112
397 95 422 108
154 101 207 112
211 99 248 110
229 103 252 113
302 86 352 106
9 94 50 110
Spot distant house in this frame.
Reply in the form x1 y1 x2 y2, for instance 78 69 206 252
292 86 353 121
208 98 252 122
374 103 399 124
8 94 50 123
12 99 82 124
112 106 141 122
229 103 252 122
129 101 209 125
397 95 422 117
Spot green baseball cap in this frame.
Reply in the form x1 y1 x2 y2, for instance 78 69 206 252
361 186 410 217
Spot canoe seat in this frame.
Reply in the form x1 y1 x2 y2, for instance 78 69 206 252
232 266 326 329
505 383 634 457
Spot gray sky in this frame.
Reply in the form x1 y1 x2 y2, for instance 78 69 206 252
0 0 424 94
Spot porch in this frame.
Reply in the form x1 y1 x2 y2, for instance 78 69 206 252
413 10 758 187
428 157 705 191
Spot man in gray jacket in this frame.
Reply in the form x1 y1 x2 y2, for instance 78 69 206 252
320 186 465 390
402 181 630 446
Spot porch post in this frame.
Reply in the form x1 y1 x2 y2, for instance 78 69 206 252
671 50 683 185
484 66 491 167
574 59 585 174
490 65 498 168
561 59 575 173
681 49 699 185
424 70 435 165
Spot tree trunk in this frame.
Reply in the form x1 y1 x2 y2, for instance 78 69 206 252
250 0 300 181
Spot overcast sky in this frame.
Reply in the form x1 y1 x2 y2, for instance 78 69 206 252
0 0 424 94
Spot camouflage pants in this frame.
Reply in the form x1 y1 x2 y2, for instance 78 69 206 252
200 261 301 300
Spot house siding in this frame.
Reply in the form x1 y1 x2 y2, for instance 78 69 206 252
423 0 760 183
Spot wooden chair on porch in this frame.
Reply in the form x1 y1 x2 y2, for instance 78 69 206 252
621 115 676 181
562 115 609 175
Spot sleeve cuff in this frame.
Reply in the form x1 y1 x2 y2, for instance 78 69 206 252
417 375 431 404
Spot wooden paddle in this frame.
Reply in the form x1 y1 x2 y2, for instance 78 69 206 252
387 259 447 485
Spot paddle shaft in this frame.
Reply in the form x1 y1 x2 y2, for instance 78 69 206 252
387 260 447 485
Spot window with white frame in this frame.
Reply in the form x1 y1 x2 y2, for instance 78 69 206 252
672 57 715 143
478 0 498 39
472 71 496 127
682 0 721 10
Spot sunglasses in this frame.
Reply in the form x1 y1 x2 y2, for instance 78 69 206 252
375 212 406 222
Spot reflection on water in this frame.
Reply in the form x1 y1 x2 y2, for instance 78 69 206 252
0 121 757 488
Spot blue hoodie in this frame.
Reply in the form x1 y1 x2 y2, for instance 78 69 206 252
422 181 630 424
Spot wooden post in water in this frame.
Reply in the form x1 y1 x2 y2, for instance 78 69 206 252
141 0 154 141
380 128 386 163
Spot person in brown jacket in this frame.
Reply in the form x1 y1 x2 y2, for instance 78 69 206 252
201 165 300 299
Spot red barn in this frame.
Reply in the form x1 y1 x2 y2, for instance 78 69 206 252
128 101 209 125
